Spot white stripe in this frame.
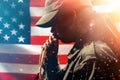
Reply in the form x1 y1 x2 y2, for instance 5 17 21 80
92 5 110 13
58 44 73 55
30 7 44 17
0 44 73 55
0 63 66 74
30 6 112 17
31 26 51 36
0 63 38 74
33 26 105 37
0 44 41 55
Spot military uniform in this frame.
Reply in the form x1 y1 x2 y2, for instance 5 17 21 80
44 41 120 80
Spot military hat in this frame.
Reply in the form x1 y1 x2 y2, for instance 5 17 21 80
36 0 92 28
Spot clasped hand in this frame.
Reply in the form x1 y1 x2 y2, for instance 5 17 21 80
42 35 59 58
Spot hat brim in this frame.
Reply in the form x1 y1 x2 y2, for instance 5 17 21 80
36 10 58 28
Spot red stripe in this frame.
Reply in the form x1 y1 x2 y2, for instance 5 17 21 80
59 55 68 64
0 53 39 64
0 73 36 80
31 36 48 45
31 36 74 45
41 55 68 64
31 17 41 26
30 0 45 7
40 55 68 64
31 36 63 45
0 53 67 64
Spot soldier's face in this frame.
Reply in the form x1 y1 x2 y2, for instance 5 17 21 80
51 11 76 43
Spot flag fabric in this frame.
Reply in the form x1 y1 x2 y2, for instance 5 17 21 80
0 0 73 80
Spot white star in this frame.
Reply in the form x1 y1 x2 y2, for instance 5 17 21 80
11 29 17 35
18 36 25 42
0 29 2 34
18 0 24 3
18 10 24 16
0 17 2 22
11 17 17 22
3 34 10 41
11 2 16 8
4 22 10 28
19 23 25 29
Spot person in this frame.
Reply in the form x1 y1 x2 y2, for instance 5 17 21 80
35 0 120 80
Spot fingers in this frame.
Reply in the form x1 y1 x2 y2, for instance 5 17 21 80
42 36 57 49
51 35 57 41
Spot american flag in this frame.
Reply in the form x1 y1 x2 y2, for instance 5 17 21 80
0 0 73 80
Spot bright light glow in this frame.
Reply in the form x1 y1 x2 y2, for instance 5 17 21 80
93 0 120 13
116 23 120 32
93 0 120 32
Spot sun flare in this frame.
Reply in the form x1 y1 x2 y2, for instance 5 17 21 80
93 0 120 32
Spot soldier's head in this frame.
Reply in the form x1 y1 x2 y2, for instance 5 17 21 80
36 0 93 43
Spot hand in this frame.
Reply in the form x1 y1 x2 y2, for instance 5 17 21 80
42 35 59 58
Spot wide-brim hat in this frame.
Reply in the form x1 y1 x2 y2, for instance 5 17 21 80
36 0 92 28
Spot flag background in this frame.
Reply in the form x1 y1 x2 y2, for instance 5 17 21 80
0 0 72 80
0 0 120 80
